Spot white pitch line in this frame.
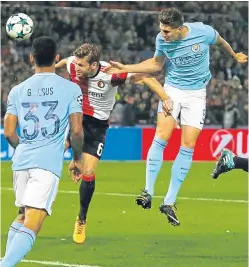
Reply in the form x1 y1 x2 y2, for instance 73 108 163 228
1 187 248 203
11 259 99 267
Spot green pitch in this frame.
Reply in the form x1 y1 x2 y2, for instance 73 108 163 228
1 161 248 267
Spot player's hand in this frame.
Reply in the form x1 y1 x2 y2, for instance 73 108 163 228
234 52 248 64
103 61 127 74
162 96 173 116
68 160 83 183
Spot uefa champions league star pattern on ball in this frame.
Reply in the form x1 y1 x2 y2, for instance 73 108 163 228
6 13 34 41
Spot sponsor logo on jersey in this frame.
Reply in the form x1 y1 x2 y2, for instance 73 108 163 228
88 91 103 98
171 52 204 66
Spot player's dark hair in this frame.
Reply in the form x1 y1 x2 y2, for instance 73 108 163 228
32 36 57 67
73 43 100 64
159 8 184 28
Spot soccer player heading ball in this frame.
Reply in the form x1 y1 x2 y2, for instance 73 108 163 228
56 43 173 243
104 8 248 226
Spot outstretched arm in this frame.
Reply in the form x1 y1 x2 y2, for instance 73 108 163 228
55 58 68 69
104 55 166 74
216 35 248 63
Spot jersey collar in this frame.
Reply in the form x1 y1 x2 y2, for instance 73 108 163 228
88 63 101 79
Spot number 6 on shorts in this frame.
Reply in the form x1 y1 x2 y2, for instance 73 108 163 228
97 143 104 156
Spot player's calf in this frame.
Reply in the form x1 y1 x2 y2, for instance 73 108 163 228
1 207 47 267
73 171 96 244
23 207 48 234
5 210 25 254
78 171 96 220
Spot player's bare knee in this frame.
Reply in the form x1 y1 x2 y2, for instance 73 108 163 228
24 207 48 235
16 214 25 223
181 140 196 149
156 115 175 141
15 207 25 222
181 135 199 148
155 128 169 141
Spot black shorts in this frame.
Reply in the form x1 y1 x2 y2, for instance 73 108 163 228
67 114 109 159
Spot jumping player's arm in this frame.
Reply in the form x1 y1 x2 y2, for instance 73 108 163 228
105 55 165 74
129 73 173 113
110 72 172 114
215 35 248 63
104 33 167 74
129 74 167 101
55 58 68 69
203 24 247 64
4 87 19 148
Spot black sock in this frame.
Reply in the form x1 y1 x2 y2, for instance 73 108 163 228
233 157 248 172
78 179 95 221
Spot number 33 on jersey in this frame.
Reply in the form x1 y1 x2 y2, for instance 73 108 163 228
6 73 82 177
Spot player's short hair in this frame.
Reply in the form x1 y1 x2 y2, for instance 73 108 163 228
159 8 184 28
32 36 57 67
73 43 100 64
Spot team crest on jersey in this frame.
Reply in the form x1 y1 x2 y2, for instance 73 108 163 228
97 80 105 88
77 95 83 106
191 44 200 52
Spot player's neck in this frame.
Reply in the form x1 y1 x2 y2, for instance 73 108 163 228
179 26 189 40
35 66 55 73
87 63 100 78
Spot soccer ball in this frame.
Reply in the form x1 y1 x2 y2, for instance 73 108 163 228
6 13 34 41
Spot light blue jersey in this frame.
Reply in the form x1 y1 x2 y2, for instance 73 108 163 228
155 22 218 90
6 73 82 177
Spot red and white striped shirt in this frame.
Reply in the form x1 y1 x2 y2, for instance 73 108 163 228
67 56 131 120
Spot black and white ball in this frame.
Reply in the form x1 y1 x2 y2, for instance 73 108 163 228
6 13 34 41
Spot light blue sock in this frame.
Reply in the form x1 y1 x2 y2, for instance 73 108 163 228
145 136 167 196
164 146 194 205
5 221 23 253
1 226 36 267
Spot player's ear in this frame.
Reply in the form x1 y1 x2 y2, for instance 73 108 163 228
178 26 184 32
91 62 98 69
55 54 60 63
29 54 34 64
